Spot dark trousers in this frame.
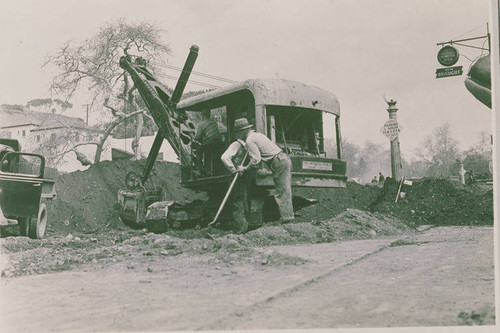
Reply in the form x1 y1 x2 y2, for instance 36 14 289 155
231 177 249 233
231 167 261 233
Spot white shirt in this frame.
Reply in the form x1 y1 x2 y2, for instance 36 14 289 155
220 140 246 173
245 131 282 166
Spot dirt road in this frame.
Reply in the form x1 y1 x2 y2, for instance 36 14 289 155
0 226 495 331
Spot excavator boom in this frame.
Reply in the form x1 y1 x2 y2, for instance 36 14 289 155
117 46 201 228
119 45 199 182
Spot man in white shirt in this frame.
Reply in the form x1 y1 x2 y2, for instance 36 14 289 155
221 118 294 222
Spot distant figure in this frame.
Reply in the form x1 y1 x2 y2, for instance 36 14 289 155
378 172 385 182
371 175 378 183
465 169 476 185
0 145 14 172
459 163 466 184
193 110 222 176
193 110 221 146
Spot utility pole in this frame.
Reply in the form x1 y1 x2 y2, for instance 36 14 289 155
381 99 402 181
83 104 90 125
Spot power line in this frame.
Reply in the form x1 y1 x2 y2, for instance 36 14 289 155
160 63 238 84
451 24 486 41
163 74 221 89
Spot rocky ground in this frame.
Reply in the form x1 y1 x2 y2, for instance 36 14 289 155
1 208 415 278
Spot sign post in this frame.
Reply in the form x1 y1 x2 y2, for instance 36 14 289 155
381 99 402 181
435 25 490 80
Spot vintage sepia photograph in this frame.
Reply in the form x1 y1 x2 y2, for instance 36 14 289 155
0 0 498 332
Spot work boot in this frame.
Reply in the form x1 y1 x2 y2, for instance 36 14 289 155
278 217 294 225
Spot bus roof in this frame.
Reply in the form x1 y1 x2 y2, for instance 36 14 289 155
177 78 340 116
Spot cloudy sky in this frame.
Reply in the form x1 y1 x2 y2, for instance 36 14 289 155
0 0 494 159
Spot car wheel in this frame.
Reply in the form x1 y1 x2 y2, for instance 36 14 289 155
18 217 29 236
28 203 47 239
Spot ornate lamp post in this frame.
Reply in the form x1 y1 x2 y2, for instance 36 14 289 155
382 99 402 181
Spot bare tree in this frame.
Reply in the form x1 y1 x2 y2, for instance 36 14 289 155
462 131 492 174
44 19 171 163
415 123 460 177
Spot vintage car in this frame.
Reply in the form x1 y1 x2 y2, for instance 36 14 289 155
0 139 56 239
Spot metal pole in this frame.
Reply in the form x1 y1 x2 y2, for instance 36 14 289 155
487 23 491 53
436 35 489 46
83 104 90 125
451 42 489 51
335 116 342 160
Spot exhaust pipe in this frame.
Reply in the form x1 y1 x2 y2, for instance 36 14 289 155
171 45 199 104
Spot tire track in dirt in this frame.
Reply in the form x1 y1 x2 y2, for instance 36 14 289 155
201 227 495 329
198 240 394 330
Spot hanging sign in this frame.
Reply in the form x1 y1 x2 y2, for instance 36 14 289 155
436 66 463 78
437 46 460 66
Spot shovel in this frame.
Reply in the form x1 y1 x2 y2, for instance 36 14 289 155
208 152 248 227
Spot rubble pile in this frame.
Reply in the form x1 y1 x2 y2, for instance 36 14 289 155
1 209 414 277
369 178 493 226
242 209 413 247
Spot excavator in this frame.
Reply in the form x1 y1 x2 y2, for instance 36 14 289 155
117 45 347 230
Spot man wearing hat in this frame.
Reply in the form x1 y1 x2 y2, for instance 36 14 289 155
221 118 294 223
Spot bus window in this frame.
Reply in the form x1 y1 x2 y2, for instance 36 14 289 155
266 106 325 157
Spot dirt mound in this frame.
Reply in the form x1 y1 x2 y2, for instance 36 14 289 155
293 182 381 223
369 178 493 226
241 209 413 247
45 160 206 235
43 161 381 237
40 158 492 239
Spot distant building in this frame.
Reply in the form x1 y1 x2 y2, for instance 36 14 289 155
0 105 178 173
0 105 102 168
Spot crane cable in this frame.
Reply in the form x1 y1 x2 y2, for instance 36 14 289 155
162 74 221 89
159 63 238 84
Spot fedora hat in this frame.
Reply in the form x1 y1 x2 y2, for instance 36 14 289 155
233 118 253 132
